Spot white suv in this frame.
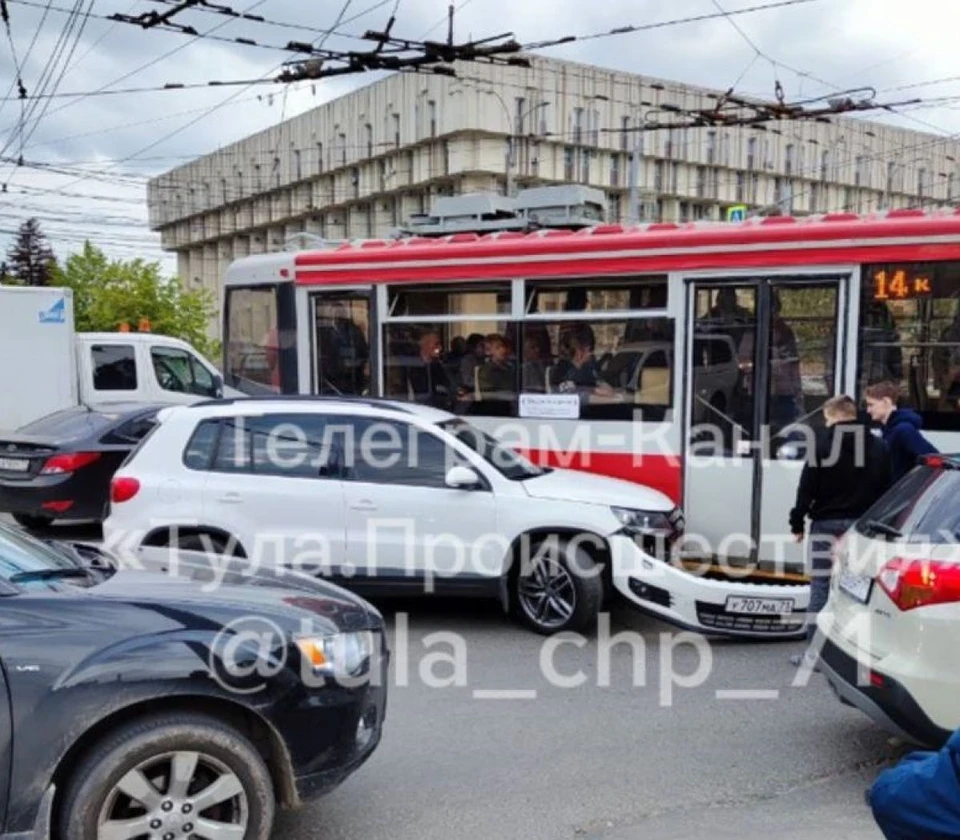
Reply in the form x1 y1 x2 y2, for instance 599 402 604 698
103 397 806 638
818 453 960 747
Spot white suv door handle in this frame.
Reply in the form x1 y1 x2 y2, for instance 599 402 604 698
351 499 377 512
217 492 243 504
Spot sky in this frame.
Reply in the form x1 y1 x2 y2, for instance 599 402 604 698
3 0 960 277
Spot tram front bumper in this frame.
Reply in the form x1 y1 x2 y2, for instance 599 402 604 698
609 535 811 639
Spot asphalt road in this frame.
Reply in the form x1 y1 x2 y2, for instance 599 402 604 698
14 519 897 839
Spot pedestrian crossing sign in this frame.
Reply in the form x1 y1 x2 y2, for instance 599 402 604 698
726 205 747 222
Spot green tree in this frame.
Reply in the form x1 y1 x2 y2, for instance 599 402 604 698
52 242 219 358
5 218 56 286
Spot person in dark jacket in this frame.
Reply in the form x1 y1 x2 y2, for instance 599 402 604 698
788 395 892 666
869 728 960 839
864 380 939 483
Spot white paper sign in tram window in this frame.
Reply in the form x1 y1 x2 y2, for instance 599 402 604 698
519 393 580 420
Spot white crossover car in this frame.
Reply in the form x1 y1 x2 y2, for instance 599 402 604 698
818 453 960 747
103 397 808 637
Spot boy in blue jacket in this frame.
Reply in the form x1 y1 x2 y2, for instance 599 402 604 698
865 381 938 483
869 728 960 839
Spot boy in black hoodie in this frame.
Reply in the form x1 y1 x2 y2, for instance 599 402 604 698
788 395 892 666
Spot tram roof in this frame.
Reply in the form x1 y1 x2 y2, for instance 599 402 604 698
232 209 960 287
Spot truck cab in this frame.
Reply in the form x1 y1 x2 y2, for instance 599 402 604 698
76 333 235 407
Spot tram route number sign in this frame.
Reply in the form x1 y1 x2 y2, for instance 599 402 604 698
871 268 933 301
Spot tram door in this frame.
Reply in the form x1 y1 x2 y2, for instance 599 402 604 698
310 291 374 397
682 275 849 571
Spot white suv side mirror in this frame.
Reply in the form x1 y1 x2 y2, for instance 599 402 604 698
445 465 481 489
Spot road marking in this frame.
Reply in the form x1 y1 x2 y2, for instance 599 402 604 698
472 689 538 700
715 689 781 701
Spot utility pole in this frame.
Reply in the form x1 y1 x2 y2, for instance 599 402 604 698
627 112 643 223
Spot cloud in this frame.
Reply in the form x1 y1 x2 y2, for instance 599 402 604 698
2 0 960 274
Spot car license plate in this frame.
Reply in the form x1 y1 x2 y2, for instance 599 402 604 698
0 456 29 472
838 568 873 604
725 596 794 615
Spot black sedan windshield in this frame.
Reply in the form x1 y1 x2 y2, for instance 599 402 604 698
439 419 546 481
0 524 84 583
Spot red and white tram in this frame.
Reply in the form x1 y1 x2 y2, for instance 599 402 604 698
220 208 960 633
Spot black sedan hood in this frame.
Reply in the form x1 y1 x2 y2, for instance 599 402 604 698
84 569 380 633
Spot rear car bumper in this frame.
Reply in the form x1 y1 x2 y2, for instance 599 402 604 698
818 635 952 749
609 535 810 639
0 475 105 520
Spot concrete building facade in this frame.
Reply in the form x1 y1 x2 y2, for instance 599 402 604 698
148 54 960 331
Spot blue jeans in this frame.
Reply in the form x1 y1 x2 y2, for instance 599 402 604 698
806 518 855 640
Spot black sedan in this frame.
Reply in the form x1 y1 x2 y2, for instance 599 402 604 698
0 521 388 839
0 402 163 529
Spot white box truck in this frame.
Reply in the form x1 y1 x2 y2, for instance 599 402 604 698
0 286 239 433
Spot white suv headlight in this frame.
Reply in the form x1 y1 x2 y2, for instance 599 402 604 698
611 506 674 535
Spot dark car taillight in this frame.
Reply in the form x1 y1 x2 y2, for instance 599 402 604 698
40 452 101 475
878 557 960 611
111 476 141 503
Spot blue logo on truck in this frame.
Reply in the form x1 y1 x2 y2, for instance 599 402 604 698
38 297 66 324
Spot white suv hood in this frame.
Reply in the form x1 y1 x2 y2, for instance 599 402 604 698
522 467 675 511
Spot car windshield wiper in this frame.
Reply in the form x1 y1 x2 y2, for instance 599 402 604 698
9 567 93 583
864 519 903 539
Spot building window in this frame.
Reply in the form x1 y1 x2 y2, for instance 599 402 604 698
221 178 228 204
339 133 347 166
365 123 373 157
735 171 745 203
696 166 706 198
918 168 927 199
293 149 302 181
747 136 757 170
855 156 864 187
538 103 549 137
750 172 759 203
706 131 717 165
564 147 575 181
352 167 361 199
949 172 956 203
428 101 437 138
710 167 720 200
886 161 896 196
843 187 853 211
581 149 591 184
654 161 664 193
573 108 584 144
393 114 401 149
821 149 830 181
810 182 820 212
591 108 600 146
378 158 388 191
665 128 677 159
620 116 630 151
785 144 795 177
610 154 621 187
670 162 679 194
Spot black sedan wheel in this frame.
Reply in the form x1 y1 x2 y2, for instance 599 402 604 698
59 712 275 840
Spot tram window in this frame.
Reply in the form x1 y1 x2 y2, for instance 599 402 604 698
382 321 519 416
859 262 960 430
388 283 511 318
525 276 669 315
314 297 370 396
224 286 279 394
521 316 675 420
